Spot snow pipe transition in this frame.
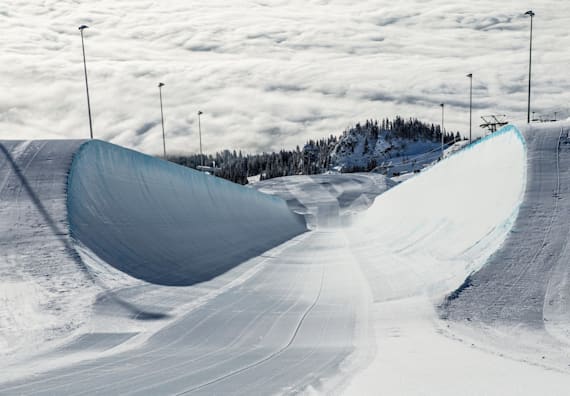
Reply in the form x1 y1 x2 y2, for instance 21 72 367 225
347 125 527 303
442 122 570 328
68 140 307 286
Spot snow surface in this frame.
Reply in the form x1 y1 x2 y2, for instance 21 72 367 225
349 125 526 302
4 123 570 394
68 140 306 286
254 173 396 229
0 140 97 367
441 121 570 374
0 139 308 385
332 134 445 176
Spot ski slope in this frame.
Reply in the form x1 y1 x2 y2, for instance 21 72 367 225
3 123 570 394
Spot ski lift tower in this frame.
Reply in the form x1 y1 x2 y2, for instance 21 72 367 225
480 115 509 135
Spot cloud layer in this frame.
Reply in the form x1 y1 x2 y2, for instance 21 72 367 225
1 0 569 155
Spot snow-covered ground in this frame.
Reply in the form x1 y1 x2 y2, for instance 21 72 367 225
441 121 570 375
343 124 570 394
254 173 396 229
3 122 570 394
0 139 307 386
0 142 386 393
0 140 96 366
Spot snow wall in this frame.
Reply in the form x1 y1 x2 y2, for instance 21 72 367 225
442 122 570 327
68 140 307 286
347 125 527 302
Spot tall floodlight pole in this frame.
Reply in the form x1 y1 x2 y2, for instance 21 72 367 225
440 103 445 156
525 10 535 124
197 111 204 167
467 73 473 143
78 25 93 139
158 82 166 158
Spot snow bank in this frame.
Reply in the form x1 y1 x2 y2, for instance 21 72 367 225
68 140 306 286
347 125 527 302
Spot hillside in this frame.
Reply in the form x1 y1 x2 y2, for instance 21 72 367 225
168 116 463 183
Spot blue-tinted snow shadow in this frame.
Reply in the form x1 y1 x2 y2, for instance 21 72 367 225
67 140 307 287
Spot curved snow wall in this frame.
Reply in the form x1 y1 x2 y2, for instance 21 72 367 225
68 140 307 286
347 125 527 302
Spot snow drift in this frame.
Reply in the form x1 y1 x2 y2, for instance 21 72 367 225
347 125 527 302
68 140 307 286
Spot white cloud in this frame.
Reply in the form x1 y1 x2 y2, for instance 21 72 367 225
1 0 569 155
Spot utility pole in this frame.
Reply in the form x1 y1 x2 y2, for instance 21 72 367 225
525 10 535 124
158 82 166 158
440 103 445 156
198 111 204 167
79 25 93 139
467 73 473 143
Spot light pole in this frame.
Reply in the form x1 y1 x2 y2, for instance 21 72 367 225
440 103 445 156
467 73 473 143
525 10 535 124
197 111 204 167
78 25 93 139
158 82 166 158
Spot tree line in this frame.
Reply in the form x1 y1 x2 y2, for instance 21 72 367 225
167 116 462 184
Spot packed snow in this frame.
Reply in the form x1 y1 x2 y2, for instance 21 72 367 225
68 140 306 286
0 139 306 384
254 173 396 229
4 122 570 394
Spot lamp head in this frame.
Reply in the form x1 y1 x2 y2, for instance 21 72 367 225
198 110 203 115
78 25 89 31
467 73 473 78
525 10 535 17
158 82 165 88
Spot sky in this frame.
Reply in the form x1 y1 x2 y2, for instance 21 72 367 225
1 0 569 156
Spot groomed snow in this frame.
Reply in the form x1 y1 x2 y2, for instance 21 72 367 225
4 123 570 394
0 140 96 369
68 139 307 286
344 124 570 395
254 173 396 229
348 125 527 302
441 121 570 375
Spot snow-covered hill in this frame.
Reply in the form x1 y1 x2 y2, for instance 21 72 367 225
329 119 461 176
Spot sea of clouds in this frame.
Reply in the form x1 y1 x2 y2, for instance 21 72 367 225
1 0 569 155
